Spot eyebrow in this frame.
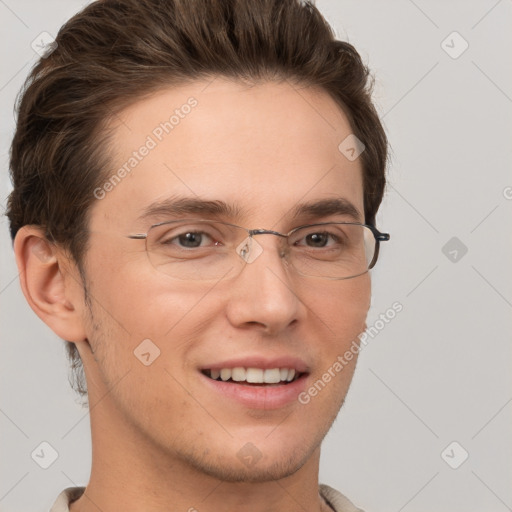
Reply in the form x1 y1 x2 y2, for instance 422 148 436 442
137 195 363 225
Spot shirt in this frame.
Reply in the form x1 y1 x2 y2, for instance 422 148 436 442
49 484 365 512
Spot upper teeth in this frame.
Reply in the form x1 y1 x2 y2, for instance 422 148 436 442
210 367 297 383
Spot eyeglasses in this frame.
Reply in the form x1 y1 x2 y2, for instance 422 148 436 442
127 219 390 281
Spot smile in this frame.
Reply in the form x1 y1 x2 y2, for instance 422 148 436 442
202 367 302 385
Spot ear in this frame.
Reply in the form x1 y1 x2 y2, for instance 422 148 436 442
13 226 87 343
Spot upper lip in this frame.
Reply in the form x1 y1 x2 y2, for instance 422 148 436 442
201 356 309 373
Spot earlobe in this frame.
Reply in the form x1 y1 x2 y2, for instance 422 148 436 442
13 226 87 343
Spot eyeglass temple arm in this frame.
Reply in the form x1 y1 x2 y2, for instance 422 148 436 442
367 225 390 242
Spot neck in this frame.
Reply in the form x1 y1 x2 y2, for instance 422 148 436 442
69 395 328 512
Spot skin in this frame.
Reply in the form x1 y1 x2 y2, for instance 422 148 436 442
15 77 370 512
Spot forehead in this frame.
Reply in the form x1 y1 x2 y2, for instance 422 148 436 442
91 78 365 231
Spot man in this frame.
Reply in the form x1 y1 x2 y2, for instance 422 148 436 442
7 0 389 511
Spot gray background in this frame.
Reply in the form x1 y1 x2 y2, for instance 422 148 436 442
1 1 511 511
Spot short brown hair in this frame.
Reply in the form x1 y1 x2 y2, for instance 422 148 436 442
7 0 388 400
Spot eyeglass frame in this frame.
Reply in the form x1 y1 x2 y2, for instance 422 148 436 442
127 219 390 281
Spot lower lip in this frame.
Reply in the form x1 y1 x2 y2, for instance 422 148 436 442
200 372 308 410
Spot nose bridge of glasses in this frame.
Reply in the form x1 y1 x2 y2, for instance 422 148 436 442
235 228 289 264
249 228 287 253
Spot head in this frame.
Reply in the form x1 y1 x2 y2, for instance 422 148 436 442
8 0 388 482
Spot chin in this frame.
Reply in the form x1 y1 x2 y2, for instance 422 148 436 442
192 452 310 483
174 435 318 483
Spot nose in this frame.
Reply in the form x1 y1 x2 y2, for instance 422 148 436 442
224 234 304 335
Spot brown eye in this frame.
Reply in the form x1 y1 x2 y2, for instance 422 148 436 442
304 232 331 247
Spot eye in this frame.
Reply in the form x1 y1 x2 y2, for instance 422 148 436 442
163 230 216 249
148 221 234 256
303 232 335 248
294 229 342 249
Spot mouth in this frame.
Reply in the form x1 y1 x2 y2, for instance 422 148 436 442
201 367 304 386
199 357 310 409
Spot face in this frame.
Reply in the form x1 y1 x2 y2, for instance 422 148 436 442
76 78 370 482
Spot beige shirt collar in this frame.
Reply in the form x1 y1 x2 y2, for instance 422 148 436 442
49 484 365 512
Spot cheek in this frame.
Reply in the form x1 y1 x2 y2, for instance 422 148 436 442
81 248 200 393
298 279 370 419
301 275 371 339
300 276 370 396
86 239 203 338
